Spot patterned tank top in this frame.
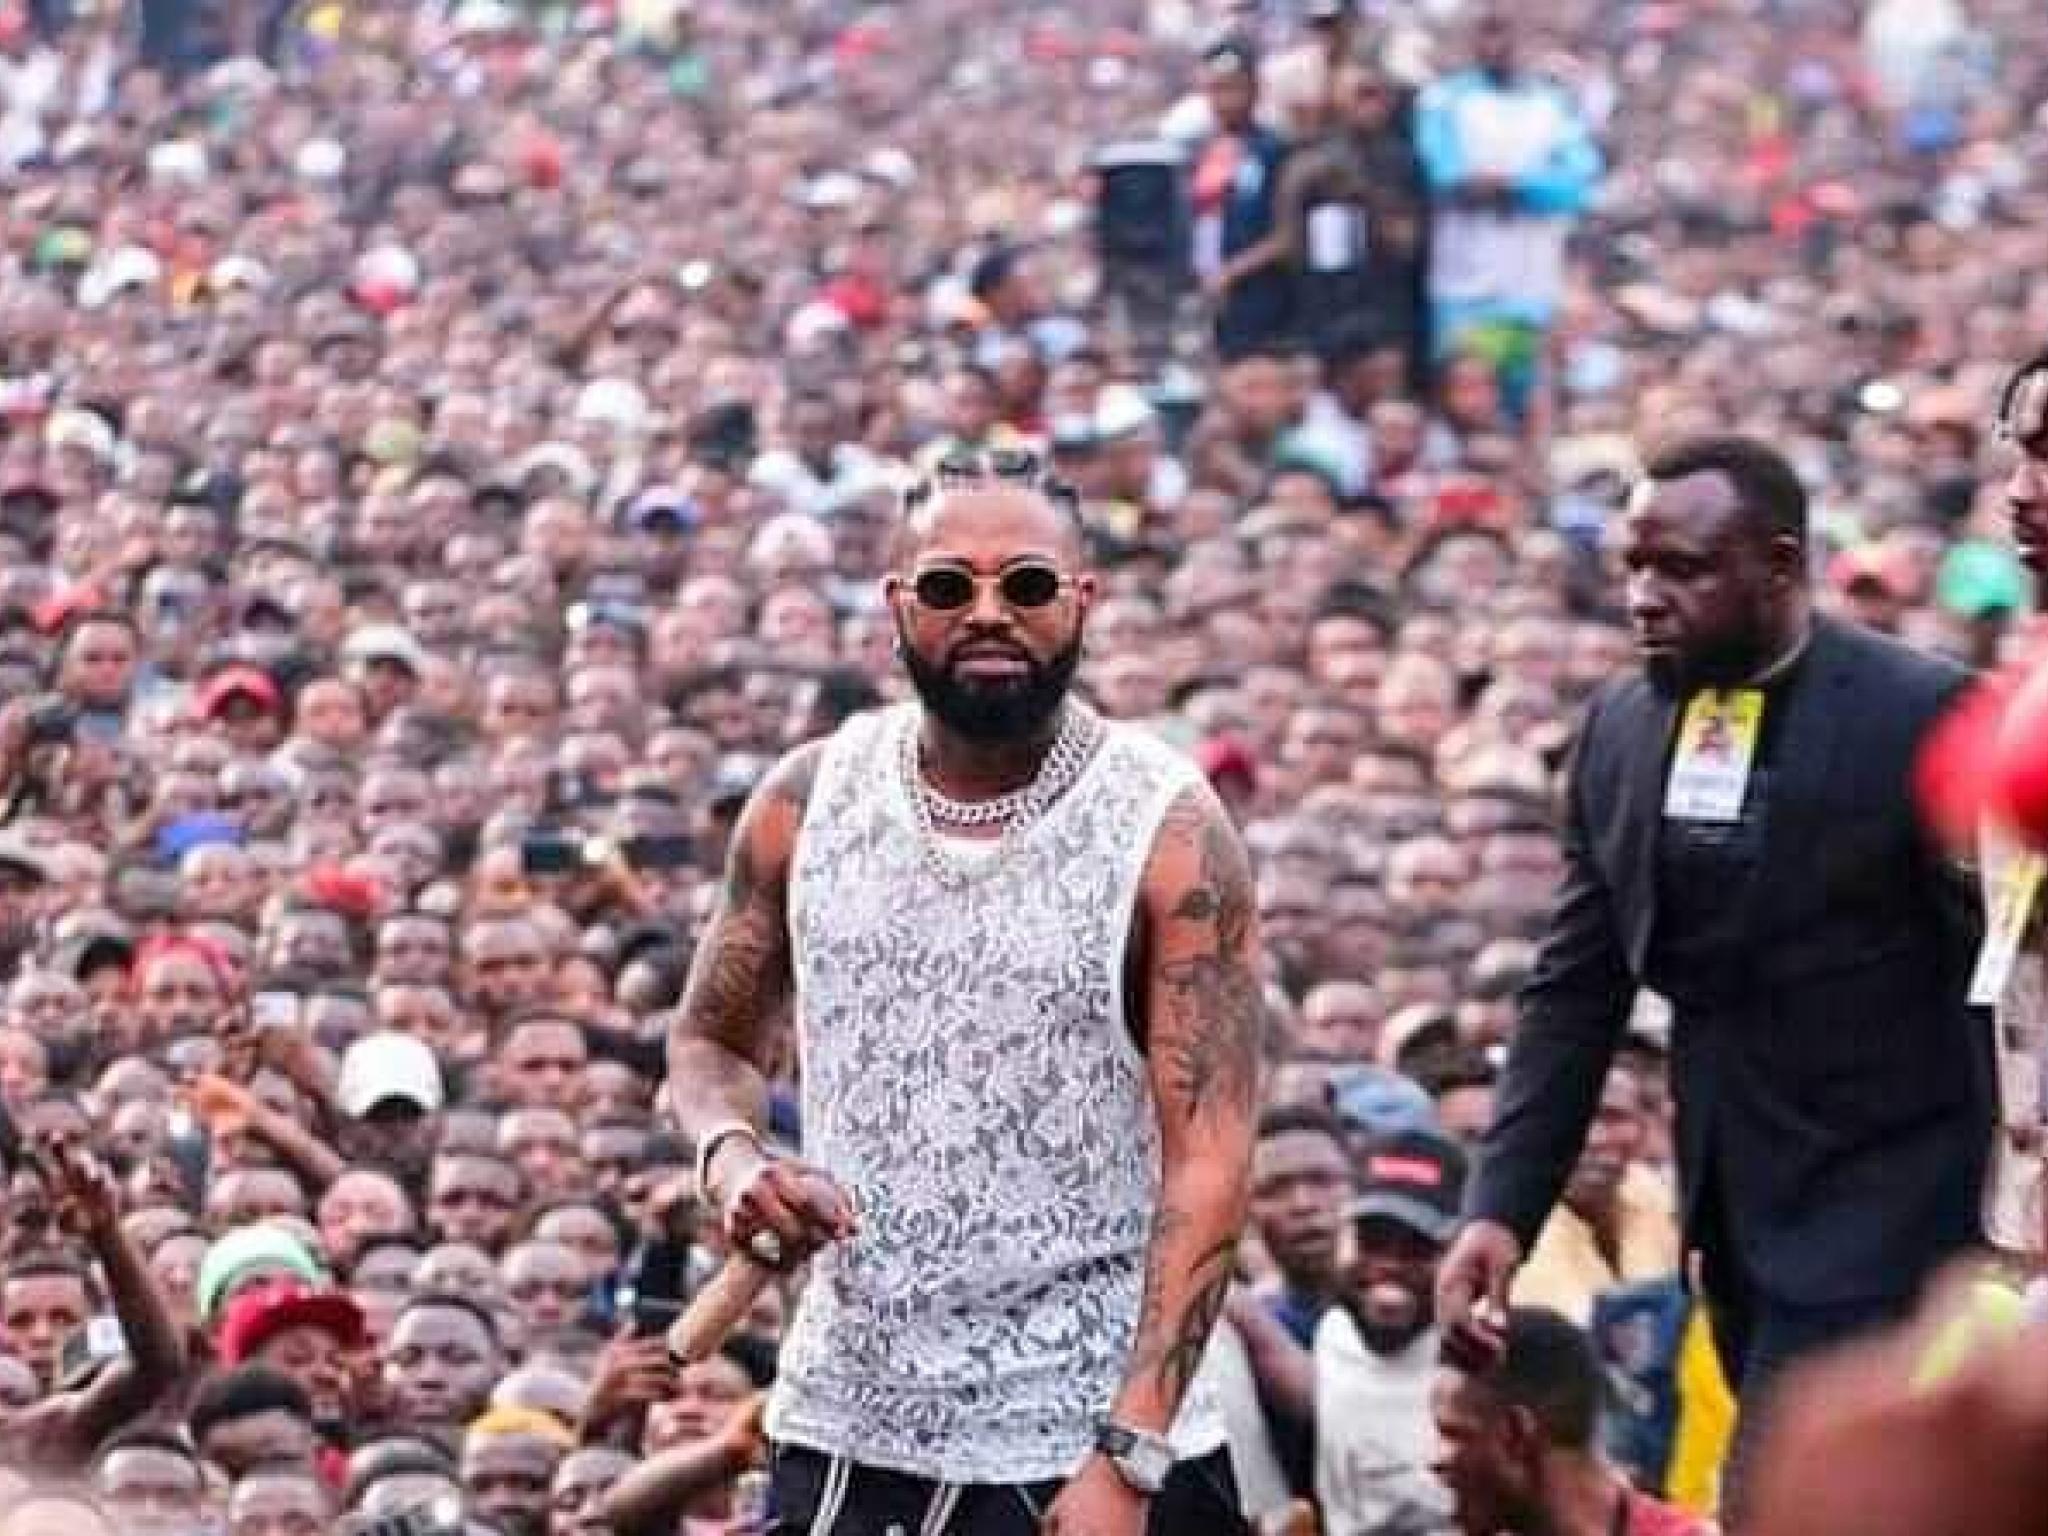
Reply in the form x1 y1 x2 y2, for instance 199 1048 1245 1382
767 703 1224 1482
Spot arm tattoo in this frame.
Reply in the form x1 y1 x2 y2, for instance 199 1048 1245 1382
1156 1238 1236 1403
672 751 819 1061
1128 1210 1237 1405
1156 797 1264 1127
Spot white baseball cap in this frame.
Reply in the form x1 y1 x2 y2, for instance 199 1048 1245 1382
338 1032 444 1118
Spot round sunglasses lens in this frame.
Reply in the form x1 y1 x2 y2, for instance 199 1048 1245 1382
1001 566 1061 607
914 569 976 609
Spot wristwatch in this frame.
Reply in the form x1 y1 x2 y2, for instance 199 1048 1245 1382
1095 1421 1175 1495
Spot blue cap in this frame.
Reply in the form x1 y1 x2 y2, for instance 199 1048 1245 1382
156 812 244 863
1327 1065 1438 1140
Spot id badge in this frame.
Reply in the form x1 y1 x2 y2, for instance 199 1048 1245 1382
1971 845 2045 1006
1662 688 1764 823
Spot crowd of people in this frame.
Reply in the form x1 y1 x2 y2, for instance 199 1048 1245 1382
0 0 2044 1531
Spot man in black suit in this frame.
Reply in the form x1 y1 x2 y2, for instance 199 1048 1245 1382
1436 435 1991 1484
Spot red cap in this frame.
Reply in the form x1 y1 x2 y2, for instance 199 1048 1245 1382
300 864 382 920
1195 734 1259 791
218 1282 367 1366
197 664 283 720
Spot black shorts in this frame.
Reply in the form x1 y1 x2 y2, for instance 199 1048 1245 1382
769 1442 1249 1536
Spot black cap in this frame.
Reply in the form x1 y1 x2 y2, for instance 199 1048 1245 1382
1200 33 1259 77
1350 1128 1467 1244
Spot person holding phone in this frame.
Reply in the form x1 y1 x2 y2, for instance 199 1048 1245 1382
0 1136 188 1469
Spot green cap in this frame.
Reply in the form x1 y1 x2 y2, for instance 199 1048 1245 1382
1937 540 2030 619
196 1224 325 1326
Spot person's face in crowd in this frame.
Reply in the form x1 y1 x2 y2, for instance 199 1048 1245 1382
429 1153 523 1248
463 919 551 1020
1201 57 1256 133
531 1206 622 1284
483 672 558 742
1432 1368 1540 1536
208 1168 308 1225
1307 614 1388 699
295 679 368 753
95 1446 206 1536
562 666 637 735
1435 1080 1496 1144
1282 706 1366 791
402 581 469 647
58 618 138 710
501 1240 588 1335
376 917 455 986
1564 1072 1646 1216
1563 622 1633 700
1473 6 1517 79
0 1028 48 1107
180 845 262 923
350 656 421 722
497 1021 588 1110
523 500 593 580
886 485 1095 746
1345 1215 1443 1356
11 970 89 1047
201 1400 319 1479
227 1469 329 1536
1257 870 1327 982
386 1301 503 1428
1223 357 1297 443
757 586 836 661
1250 1127 1351 1294
644 1354 754 1452
359 767 432 840
147 1232 207 1334
1438 357 1503 435
1299 984 1381 1061
136 952 224 1042
580 1124 647 1201
376 982 467 1059
348 1243 422 1342
463 1432 562 1536
499 1109 583 1200
1387 836 1469 922
255 1323 355 1426
2 1270 88 1388
110 1099 167 1166
268 910 352 979
1375 655 1459 756
1089 651 1167 720
1622 470 1801 698
2003 370 2048 587
550 1449 634 1536
940 371 1000 445
162 506 222 568
319 1169 416 1266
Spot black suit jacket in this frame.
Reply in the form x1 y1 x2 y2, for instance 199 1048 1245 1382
1470 618 1993 1307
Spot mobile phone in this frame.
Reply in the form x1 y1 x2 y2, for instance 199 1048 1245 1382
617 1235 690 1337
520 832 585 875
622 832 694 870
251 991 301 1032
25 696 75 746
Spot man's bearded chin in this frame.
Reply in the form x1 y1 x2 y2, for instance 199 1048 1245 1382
899 628 1084 743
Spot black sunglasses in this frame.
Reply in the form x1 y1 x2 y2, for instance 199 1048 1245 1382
910 562 1067 612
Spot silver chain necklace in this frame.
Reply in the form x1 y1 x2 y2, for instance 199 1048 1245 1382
899 705 1103 882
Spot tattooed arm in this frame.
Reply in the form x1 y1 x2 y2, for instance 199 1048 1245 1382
1115 782 1265 1434
665 745 852 1265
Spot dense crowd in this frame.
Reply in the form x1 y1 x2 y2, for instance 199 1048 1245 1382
0 0 2043 1532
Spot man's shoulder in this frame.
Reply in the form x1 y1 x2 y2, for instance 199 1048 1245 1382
1823 618 1970 704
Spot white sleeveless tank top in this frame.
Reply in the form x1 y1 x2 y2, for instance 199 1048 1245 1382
767 703 1225 1482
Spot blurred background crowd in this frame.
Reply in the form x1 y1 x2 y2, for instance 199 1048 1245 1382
0 0 2042 1532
